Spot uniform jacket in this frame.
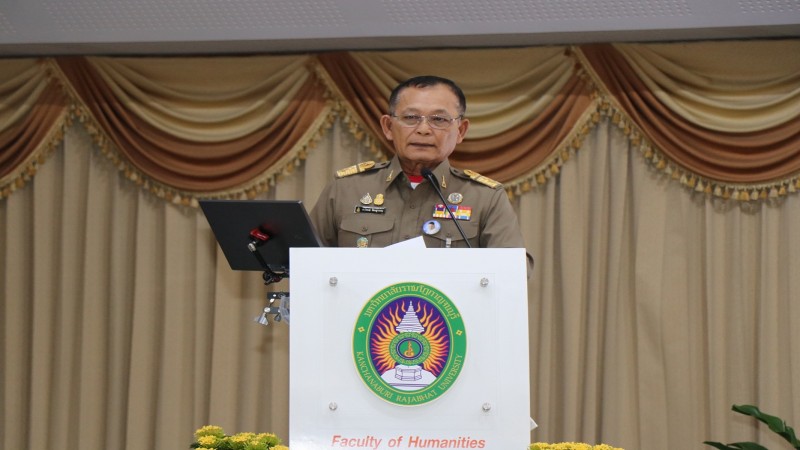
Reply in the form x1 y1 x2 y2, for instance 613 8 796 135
310 156 534 275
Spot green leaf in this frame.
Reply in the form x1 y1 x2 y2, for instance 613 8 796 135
703 440 772 450
733 404 800 448
729 442 771 450
704 441 739 449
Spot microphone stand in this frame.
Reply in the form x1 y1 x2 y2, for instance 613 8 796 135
421 168 472 248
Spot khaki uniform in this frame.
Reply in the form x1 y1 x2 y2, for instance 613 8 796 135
310 157 534 275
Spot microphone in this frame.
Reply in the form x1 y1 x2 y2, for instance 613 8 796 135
421 167 472 248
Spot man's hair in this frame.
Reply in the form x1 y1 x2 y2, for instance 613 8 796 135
388 75 466 117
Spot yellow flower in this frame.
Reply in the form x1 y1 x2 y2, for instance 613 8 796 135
530 444 623 450
195 425 225 440
191 425 287 450
197 435 218 446
232 432 256 443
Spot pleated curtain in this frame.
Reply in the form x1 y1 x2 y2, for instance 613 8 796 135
2 40 799 450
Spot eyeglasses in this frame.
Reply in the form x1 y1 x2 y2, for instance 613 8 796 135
391 114 461 130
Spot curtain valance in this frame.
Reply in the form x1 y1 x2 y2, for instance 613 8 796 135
2 40 799 204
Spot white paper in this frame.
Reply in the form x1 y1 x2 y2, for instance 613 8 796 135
386 236 427 249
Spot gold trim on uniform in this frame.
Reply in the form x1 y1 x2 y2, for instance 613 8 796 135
463 169 501 189
336 161 376 178
358 161 376 171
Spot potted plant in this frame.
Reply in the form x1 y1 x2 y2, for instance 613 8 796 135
704 404 800 450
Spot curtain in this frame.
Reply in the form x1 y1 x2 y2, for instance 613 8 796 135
579 43 800 186
2 40 800 450
0 120 374 449
4 41 800 203
3 117 798 450
523 117 799 449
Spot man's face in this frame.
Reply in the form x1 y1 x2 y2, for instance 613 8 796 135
380 85 469 171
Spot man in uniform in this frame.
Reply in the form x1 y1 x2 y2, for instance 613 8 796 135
310 75 533 275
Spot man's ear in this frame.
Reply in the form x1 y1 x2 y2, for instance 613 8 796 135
456 117 470 143
380 115 395 141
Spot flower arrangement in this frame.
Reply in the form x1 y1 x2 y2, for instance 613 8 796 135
188 427 628 450
190 425 288 450
530 443 624 450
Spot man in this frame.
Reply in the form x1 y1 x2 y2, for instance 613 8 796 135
310 75 533 274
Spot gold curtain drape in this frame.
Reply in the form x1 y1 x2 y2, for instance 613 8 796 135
579 43 800 190
2 40 799 203
0 59 69 193
2 40 800 450
54 56 332 198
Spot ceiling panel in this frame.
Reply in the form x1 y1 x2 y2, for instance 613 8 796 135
0 0 798 55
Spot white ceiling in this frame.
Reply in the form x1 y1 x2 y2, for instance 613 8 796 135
0 0 799 56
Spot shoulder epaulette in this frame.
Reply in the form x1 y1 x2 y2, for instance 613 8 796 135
335 161 389 178
452 168 503 189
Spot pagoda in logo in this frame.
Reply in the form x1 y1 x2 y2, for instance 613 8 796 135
381 300 436 390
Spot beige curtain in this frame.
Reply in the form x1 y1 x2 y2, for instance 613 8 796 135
3 116 798 450
523 117 799 449
3 40 800 450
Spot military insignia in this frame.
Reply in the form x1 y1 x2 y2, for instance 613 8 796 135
353 282 466 406
453 206 472 220
463 169 501 189
374 193 385 206
422 220 441 235
336 161 378 178
356 236 369 248
360 193 373 205
433 204 472 220
447 192 463 204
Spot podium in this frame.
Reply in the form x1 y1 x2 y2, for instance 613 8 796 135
289 247 530 449
199 200 531 448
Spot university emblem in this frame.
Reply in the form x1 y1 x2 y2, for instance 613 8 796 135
353 282 467 406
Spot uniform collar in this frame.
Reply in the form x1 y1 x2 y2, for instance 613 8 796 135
385 156 451 189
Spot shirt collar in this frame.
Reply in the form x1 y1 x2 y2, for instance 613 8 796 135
385 156 451 189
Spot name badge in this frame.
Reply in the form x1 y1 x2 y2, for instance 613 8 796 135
355 205 386 215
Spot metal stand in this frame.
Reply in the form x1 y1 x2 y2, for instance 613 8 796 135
248 228 290 326
255 291 290 326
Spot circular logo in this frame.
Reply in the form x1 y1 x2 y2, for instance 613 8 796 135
353 282 466 406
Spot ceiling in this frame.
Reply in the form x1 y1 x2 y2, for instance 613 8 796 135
0 0 799 56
